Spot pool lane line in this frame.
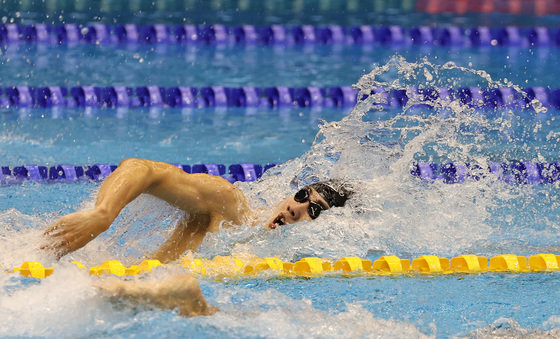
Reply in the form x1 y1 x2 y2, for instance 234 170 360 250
7 254 560 279
2 162 560 186
0 163 279 185
0 86 556 109
1 24 558 48
1 86 357 109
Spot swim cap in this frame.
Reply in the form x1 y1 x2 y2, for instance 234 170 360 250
308 180 352 208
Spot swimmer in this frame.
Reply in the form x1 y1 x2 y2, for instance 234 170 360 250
42 158 352 262
41 158 351 317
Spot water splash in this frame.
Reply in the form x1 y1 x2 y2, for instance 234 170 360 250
0 56 559 338
466 318 560 338
199 56 559 260
2 56 554 262
203 288 432 338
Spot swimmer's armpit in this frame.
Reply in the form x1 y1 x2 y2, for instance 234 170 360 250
94 274 218 317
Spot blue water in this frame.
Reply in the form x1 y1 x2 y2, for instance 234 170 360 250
1 43 560 88
0 107 347 165
1 96 560 337
2 3 560 339
2 0 559 28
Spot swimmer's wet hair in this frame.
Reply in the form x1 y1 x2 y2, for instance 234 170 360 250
307 179 353 208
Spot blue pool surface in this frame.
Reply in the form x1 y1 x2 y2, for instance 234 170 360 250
2 0 559 28
0 107 346 165
2 2 560 338
1 43 560 88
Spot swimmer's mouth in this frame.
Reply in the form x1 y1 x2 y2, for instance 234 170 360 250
269 213 285 229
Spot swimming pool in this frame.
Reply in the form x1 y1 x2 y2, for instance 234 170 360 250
2 1 560 338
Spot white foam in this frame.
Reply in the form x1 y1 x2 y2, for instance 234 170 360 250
202 288 433 339
0 56 556 337
466 318 560 339
0 265 121 337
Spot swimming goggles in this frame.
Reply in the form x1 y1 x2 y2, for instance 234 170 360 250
294 187 326 219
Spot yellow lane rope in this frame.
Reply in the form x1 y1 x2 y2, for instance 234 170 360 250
6 253 560 279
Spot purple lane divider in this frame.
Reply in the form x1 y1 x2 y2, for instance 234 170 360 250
411 162 551 185
192 164 226 176
200 87 229 107
6 86 34 107
469 27 493 46
2 24 560 49
136 86 164 107
2 162 560 187
167 87 197 107
411 26 434 45
103 86 131 107
528 27 551 46
318 25 346 44
233 25 258 44
350 26 375 44
0 85 558 110
229 163 262 182
264 87 294 107
437 27 464 46
0 162 279 186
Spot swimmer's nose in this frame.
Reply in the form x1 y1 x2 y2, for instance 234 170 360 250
287 202 308 222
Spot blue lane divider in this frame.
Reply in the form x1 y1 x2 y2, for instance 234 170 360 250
411 162 560 184
3 161 560 186
0 162 281 186
0 85 358 109
1 86 559 110
2 24 560 48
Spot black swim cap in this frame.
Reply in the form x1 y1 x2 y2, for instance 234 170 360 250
308 180 352 208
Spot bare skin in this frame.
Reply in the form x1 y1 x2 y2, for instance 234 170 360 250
264 188 329 230
42 158 250 263
94 273 218 317
42 158 329 263
41 158 331 317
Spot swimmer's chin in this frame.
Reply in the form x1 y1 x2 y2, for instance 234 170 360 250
266 222 278 230
265 219 276 230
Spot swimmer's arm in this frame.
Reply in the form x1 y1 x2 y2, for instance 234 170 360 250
43 158 247 257
148 214 209 263
94 273 218 316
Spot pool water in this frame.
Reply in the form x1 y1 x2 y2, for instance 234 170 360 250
1 0 557 28
0 107 346 165
2 43 560 88
2 3 560 339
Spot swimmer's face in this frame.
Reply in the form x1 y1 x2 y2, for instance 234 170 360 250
266 187 330 229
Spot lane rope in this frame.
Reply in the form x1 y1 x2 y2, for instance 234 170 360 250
7 253 560 279
0 85 557 109
2 161 560 186
410 162 560 185
1 85 358 109
0 163 279 185
1 23 559 48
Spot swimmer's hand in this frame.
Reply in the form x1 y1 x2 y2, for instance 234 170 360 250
94 273 218 317
42 209 112 258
